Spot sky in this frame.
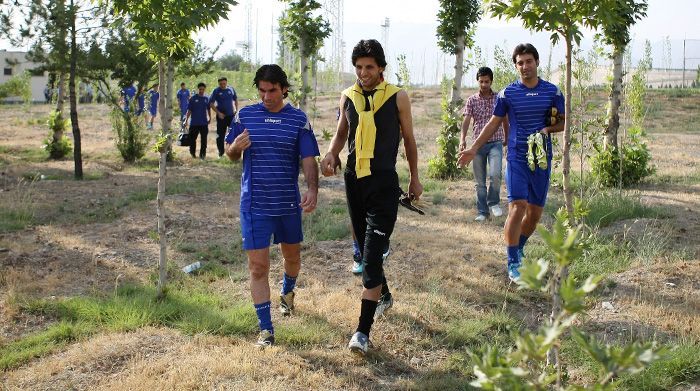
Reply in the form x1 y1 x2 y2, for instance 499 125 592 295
3 0 699 86
194 0 700 86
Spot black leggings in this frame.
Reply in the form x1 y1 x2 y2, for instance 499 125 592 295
189 125 208 157
216 115 234 156
344 170 400 289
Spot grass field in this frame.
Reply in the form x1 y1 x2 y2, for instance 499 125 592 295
0 87 699 390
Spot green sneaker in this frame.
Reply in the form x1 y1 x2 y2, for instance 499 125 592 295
534 133 548 170
527 133 537 171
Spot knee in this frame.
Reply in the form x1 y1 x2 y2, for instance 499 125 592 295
283 253 301 267
509 201 528 217
248 260 269 280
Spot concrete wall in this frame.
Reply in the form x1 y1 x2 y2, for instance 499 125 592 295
0 50 49 103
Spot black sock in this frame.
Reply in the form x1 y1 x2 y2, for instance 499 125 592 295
357 299 378 337
381 279 390 297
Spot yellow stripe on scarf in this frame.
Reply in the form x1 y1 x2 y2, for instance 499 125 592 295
342 81 401 178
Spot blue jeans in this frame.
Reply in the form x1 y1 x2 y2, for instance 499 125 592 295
472 141 503 216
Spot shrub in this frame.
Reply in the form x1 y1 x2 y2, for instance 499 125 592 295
42 110 72 159
111 107 150 162
591 139 654 188
428 77 463 180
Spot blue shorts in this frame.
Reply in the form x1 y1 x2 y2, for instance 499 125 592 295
505 160 551 207
240 211 303 250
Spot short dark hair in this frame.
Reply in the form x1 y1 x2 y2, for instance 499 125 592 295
217 77 227 82
180 82 185 86
512 43 539 63
476 66 493 81
253 64 291 98
351 39 387 69
197 82 206 88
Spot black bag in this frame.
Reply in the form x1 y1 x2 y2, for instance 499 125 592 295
176 124 190 147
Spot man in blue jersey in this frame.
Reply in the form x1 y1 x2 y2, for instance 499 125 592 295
120 83 136 112
457 43 565 282
184 82 211 159
146 84 159 130
210 77 239 157
177 82 191 123
225 64 320 349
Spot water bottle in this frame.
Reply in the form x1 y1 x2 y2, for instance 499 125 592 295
182 261 202 274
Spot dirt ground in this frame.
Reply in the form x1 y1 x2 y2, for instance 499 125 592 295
1 89 699 390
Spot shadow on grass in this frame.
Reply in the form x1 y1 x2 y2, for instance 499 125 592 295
1 281 257 371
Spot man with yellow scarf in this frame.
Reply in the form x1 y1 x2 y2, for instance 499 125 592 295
321 39 423 356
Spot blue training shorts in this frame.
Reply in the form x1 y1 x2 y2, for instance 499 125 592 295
505 160 551 207
240 211 303 250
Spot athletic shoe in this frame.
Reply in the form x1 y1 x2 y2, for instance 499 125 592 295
280 291 295 316
527 134 537 171
254 329 274 349
490 205 503 217
348 331 370 356
382 244 391 261
374 292 393 319
474 214 488 222
518 248 525 262
534 133 548 169
508 263 522 282
352 253 363 275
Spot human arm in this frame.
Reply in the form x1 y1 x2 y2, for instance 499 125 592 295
456 115 505 168
320 95 350 176
502 114 509 146
397 90 423 201
224 129 249 161
459 114 473 152
299 156 319 213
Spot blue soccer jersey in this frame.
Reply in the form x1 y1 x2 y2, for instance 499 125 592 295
228 103 320 216
188 94 210 126
177 88 190 112
210 86 237 116
148 90 159 115
494 78 565 163
121 85 136 111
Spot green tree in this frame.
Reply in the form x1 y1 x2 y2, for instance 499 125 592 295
279 0 331 111
1 0 71 160
436 0 481 105
217 50 244 71
111 0 236 297
597 0 647 151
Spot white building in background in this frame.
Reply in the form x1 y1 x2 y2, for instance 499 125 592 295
0 50 49 103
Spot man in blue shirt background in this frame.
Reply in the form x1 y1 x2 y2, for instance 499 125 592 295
458 43 565 282
210 77 239 157
120 83 136 112
177 82 191 123
225 64 319 349
184 82 211 159
146 84 159 130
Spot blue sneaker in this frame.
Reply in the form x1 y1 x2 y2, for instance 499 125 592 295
508 263 522 282
518 248 525 262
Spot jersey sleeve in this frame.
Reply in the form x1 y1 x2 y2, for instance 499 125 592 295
225 112 245 144
553 86 565 114
493 89 508 117
208 89 216 104
231 88 237 101
298 118 320 159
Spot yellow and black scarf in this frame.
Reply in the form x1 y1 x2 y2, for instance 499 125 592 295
342 81 401 178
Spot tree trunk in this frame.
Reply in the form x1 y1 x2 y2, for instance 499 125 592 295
299 38 308 111
548 36 575 372
155 58 171 298
68 0 82 179
450 33 465 106
604 47 623 151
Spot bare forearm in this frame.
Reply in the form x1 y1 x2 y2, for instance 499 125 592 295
301 157 319 190
327 127 348 157
544 119 565 135
404 138 419 180
470 117 502 151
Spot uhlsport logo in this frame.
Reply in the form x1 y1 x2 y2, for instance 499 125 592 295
526 92 539 96
265 118 282 124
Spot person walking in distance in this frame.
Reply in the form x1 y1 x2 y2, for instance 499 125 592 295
211 77 239 157
459 66 509 222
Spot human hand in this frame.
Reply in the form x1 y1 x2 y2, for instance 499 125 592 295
320 153 341 176
300 188 318 213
